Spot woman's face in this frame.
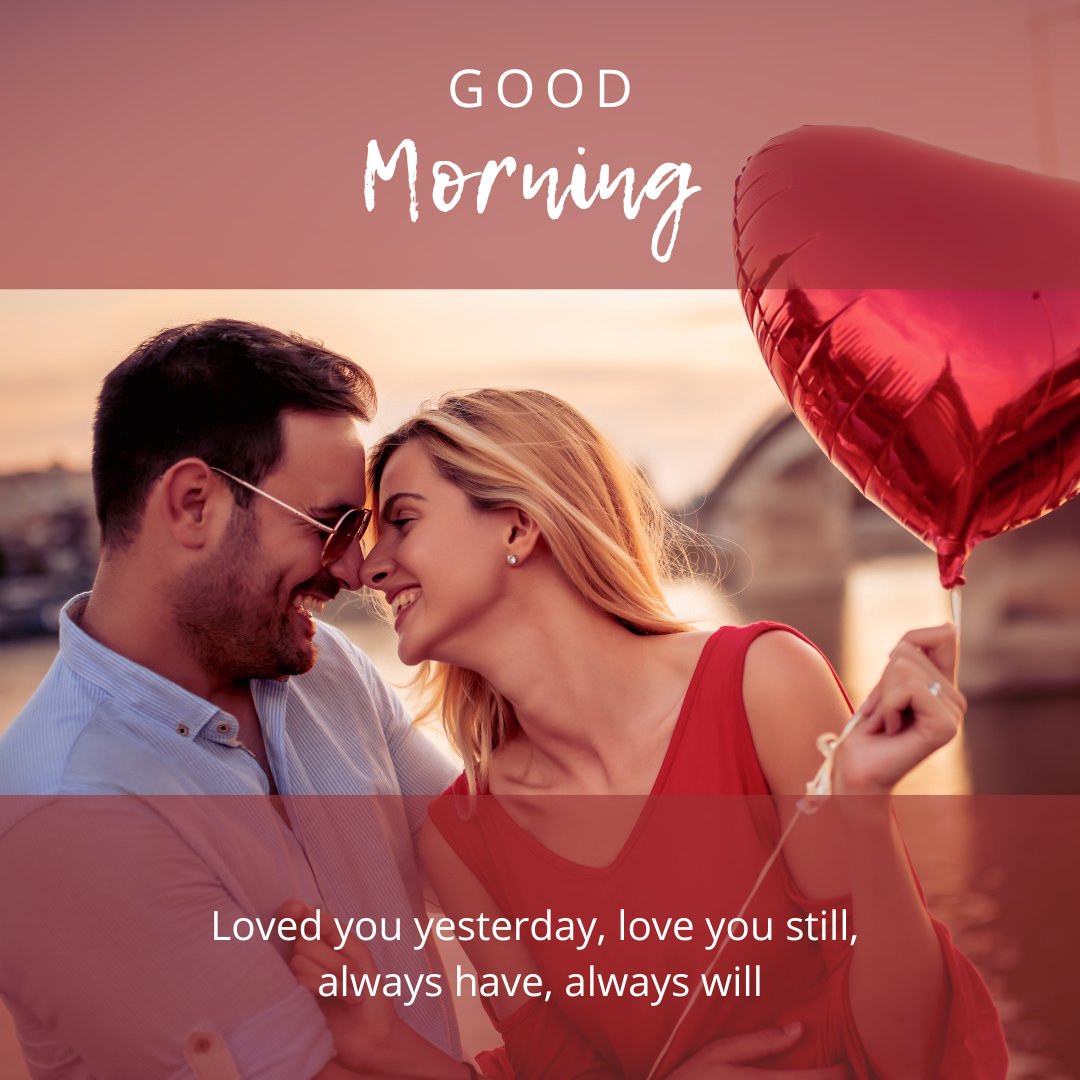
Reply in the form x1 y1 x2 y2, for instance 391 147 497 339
361 440 515 666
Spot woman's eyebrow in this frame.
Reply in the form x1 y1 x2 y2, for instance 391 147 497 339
380 492 427 519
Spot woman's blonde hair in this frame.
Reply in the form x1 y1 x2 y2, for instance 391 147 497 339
368 388 696 794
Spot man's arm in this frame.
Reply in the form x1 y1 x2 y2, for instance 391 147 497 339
344 637 459 832
0 797 335 1080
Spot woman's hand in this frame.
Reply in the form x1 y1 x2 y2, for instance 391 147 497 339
281 902 402 1073
666 1022 845 1078
834 624 966 797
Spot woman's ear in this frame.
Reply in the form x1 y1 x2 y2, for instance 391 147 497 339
504 507 542 566
157 458 229 550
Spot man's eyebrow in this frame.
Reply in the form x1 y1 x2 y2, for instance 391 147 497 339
309 502 360 521
380 492 426 518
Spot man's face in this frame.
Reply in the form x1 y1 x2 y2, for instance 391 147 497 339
173 411 368 682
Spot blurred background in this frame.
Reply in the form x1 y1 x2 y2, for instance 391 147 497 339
1 289 1078 1075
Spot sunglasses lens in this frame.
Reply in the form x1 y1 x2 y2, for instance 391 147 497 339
322 508 372 565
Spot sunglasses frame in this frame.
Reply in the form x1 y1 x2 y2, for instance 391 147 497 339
209 467 372 567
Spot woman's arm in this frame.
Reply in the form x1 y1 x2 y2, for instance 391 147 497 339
419 816 624 1078
285 897 475 1079
744 625 964 1079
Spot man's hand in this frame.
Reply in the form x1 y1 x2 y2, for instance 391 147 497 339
666 1022 846 1079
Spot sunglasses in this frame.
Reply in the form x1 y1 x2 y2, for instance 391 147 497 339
210 467 372 567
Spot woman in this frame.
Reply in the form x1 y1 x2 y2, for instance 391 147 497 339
295 388 1006 1078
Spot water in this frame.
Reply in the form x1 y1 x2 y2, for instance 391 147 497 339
1 578 1077 1077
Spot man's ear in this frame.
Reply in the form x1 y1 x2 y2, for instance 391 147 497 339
157 459 229 550
504 507 542 565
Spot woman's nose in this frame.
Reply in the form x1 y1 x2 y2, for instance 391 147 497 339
359 537 391 589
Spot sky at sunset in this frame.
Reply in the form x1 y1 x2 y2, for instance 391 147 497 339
0 290 786 505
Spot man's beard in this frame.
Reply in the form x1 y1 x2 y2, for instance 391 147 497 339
170 510 328 683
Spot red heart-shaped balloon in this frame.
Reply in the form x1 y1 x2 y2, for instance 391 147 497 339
734 127 1080 587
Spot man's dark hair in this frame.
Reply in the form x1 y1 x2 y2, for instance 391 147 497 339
92 318 376 547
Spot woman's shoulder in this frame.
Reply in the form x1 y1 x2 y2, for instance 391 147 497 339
685 620 842 689
741 624 846 709
643 623 785 677
669 621 812 691
659 622 851 798
741 624 853 798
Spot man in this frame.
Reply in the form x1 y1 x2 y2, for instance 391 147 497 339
0 319 848 1080
0 319 471 1079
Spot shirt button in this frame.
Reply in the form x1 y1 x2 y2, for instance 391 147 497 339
185 1030 234 1069
175 723 190 737
216 722 231 735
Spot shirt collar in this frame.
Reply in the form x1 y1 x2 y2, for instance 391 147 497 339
58 593 231 739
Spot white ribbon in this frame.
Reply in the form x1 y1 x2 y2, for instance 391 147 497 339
795 705 864 815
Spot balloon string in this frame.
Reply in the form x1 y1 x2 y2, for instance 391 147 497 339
644 705 864 1080
949 586 962 632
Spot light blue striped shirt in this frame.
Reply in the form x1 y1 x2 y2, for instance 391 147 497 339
0 594 461 1080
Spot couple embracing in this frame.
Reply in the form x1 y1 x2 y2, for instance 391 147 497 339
0 320 1006 1078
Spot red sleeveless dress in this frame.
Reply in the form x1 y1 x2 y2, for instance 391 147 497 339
428 623 1007 1078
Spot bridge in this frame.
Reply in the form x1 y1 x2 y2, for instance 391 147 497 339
679 410 1080 701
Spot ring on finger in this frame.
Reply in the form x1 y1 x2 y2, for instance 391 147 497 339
929 680 942 698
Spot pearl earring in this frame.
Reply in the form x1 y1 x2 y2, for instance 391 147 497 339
506 554 519 566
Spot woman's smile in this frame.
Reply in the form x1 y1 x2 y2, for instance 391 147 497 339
390 587 422 627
